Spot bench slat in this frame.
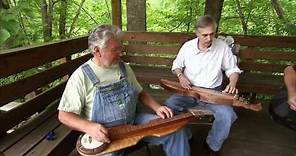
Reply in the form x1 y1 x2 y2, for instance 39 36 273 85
0 54 91 107
0 101 58 152
239 49 296 61
24 125 76 156
124 44 180 54
0 82 66 135
0 37 88 78
123 55 173 66
123 32 195 43
3 115 60 156
239 61 287 73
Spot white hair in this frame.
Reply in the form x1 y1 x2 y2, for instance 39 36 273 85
88 25 122 53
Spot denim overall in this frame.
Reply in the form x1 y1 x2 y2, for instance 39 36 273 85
82 62 190 156
81 62 138 128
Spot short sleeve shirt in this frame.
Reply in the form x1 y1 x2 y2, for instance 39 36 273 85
58 59 143 120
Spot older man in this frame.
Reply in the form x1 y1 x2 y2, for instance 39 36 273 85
165 15 241 156
58 25 190 156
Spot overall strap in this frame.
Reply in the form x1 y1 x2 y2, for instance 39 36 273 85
119 61 127 78
81 64 100 85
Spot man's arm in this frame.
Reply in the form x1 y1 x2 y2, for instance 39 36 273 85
139 91 173 118
284 66 296 110
223 72 239 94
58 111 110 143
173 68 192 89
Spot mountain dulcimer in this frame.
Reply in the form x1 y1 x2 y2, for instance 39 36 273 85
76 109 212 156
160 79 262 112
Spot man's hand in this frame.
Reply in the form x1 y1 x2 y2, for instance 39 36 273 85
156 106 174 119
178 74 192 89
223 83 238 94
86 122 110 143
288 95 296 111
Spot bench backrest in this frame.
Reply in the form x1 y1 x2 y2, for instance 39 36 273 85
0 37 89 135
122 32 296 97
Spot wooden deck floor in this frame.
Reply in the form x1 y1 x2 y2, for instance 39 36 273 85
127 88 296 156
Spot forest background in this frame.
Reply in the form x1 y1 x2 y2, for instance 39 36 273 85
0 0 295 51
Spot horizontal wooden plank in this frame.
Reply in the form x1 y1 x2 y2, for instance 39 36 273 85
25 125 79 156
123 32 296 48
124 44 180 54
0 82 66 135
239 61 287 73
0 101 58 152
233 35 296 48
123 31 195 43
3 115 60 156
0 54 91 107
122 56 173 66
0 36 88 78
239 49 296 61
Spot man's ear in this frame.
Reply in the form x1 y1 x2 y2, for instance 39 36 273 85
94 47 101 57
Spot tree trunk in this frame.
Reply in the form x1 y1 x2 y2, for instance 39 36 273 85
271 0 296 35
68 0 85 37
235 0 248 35
59 0 67 39
0 0 9 9
126 0 146 31
111 0 122 29
41 0 54 42
204 0 224 31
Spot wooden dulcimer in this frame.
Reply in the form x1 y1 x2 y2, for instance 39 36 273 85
76 109 213 156
160 79 262 112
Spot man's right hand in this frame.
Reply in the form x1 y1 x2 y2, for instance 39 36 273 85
86 123 110 143
178 74 192 89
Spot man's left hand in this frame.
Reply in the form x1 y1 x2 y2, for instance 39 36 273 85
223 84 238 94
288 96 296 111
156 106 173 119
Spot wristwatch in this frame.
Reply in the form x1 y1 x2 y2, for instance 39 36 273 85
177 73 183 77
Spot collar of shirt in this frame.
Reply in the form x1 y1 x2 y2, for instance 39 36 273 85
195 38 215 54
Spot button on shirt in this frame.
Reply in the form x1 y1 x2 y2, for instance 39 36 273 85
172 38 241 88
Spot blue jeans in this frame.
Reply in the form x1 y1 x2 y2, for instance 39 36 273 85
103 113 190 156
165 94 237 151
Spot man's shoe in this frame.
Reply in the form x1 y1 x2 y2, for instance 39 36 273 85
203 141 221 156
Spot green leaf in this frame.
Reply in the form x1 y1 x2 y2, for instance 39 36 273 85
0 28 11 44
4 20 19 33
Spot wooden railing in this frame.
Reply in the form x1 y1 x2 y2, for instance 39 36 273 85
0 32 295 155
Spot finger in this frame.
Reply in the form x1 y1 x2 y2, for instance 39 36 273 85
162 107 172 118
222 86 229 93
166 107 174 117
99 131 111 143
157 111 165 119
290 104 296 111
99 126 109 136
230 87 236 94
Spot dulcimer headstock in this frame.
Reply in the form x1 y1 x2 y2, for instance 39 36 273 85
232 94 263 112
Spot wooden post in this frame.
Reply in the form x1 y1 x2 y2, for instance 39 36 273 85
111 0 122 29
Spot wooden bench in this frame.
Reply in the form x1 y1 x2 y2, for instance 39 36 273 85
0 37 88 156
0 32 295 156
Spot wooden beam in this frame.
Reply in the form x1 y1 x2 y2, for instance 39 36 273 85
111 0 122 29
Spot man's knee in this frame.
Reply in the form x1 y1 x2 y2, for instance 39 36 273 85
214 106 237 123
